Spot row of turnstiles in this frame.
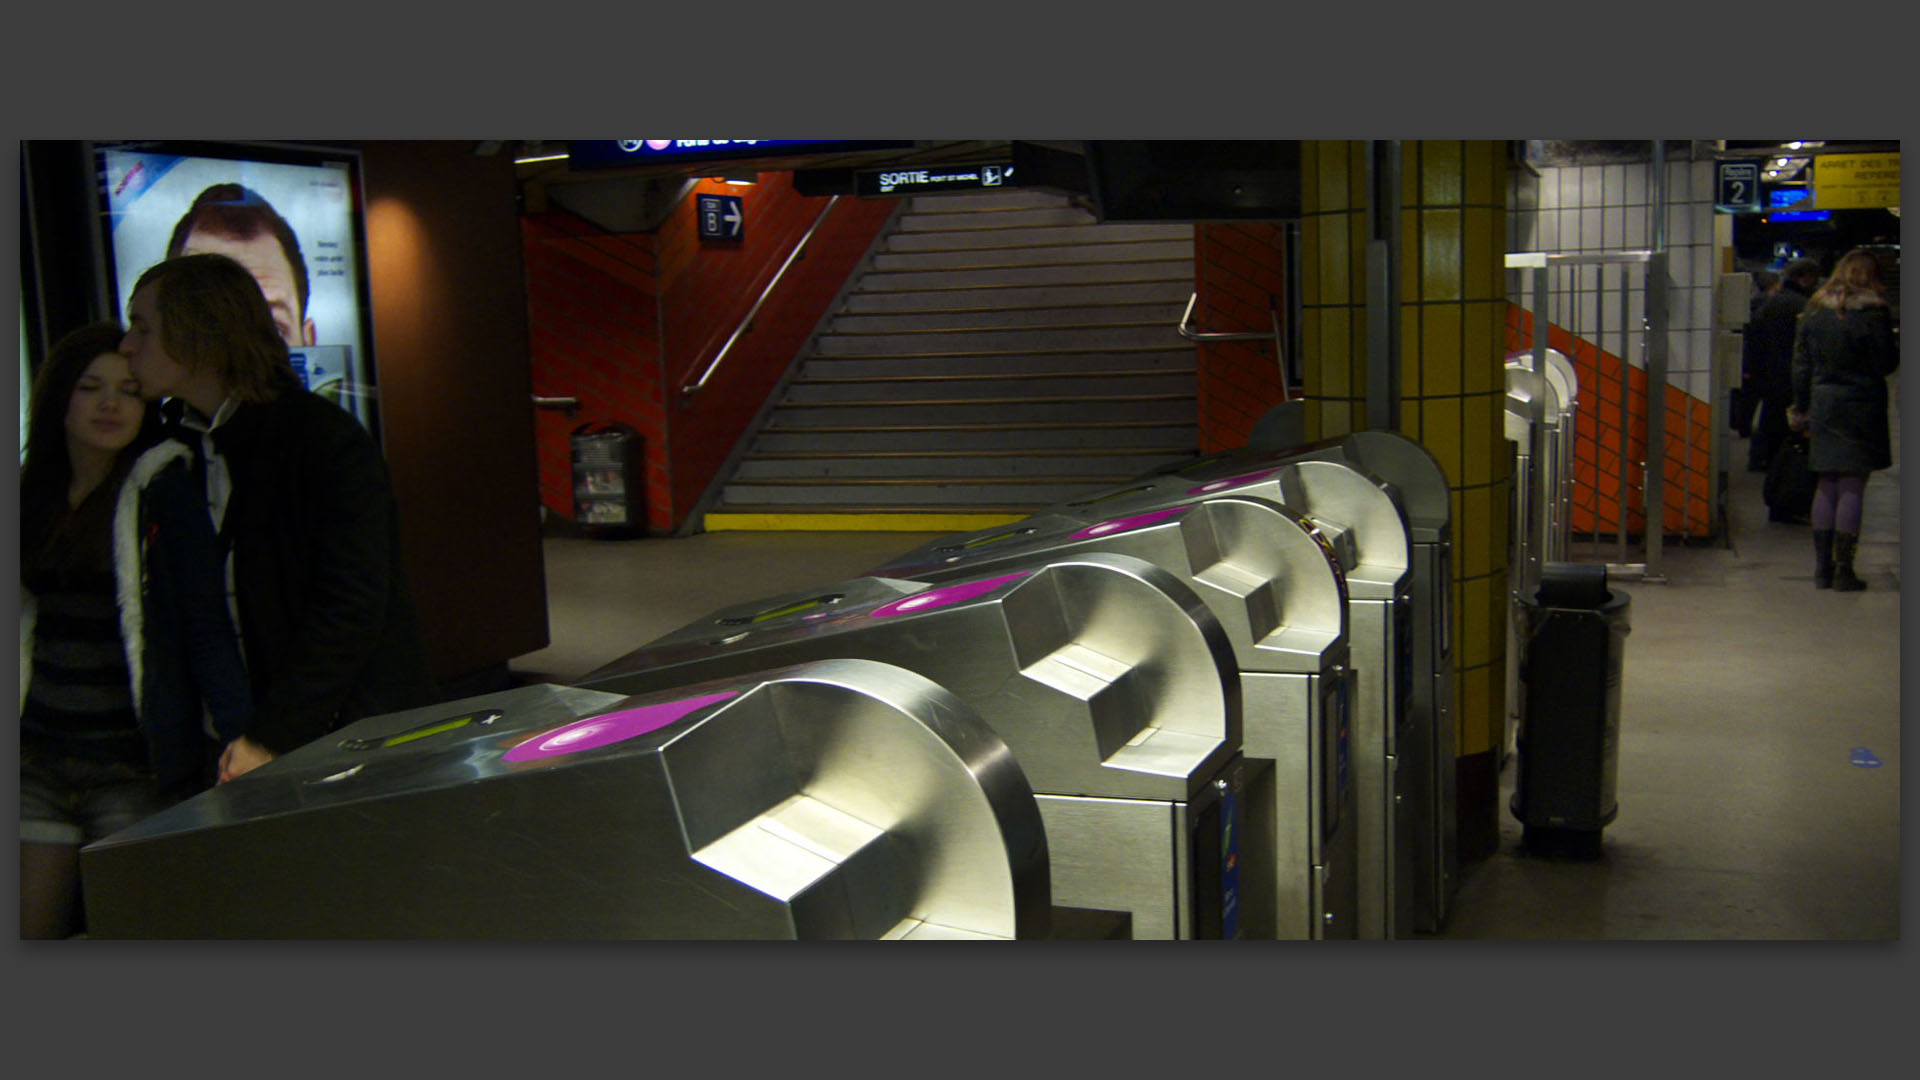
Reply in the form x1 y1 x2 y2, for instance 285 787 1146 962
84 430 1464 940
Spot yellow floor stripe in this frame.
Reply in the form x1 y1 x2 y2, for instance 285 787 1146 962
704 511 1030 533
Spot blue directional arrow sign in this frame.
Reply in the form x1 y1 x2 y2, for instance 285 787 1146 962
698 194 744 240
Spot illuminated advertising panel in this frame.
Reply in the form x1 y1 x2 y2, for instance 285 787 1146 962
93 141 380 437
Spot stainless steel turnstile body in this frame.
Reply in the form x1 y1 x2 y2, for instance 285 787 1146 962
81 661 1050 939
578 552 1255 940
1050 455 1415 939
1506 352 1578 766
1233 430 1459 933
870 496 1356 939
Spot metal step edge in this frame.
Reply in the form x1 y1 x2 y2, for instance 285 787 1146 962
797 344 1196 362
761 420 1196 433
725 475 1141 487
792 369 1195 385
744 447 1196 460
702 510 1035 532
854 273 1193 294
824 319 1176 337
773 393 1192 408
838 296 1191 316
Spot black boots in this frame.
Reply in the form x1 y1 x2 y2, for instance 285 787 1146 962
1832 532 1866 592
1813 529 1833 588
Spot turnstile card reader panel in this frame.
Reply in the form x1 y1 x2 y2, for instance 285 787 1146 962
82 663 1050 940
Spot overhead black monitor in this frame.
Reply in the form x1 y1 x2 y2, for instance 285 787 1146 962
1085 140 1302 223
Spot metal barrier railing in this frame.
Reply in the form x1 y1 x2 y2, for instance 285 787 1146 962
1177 292 1290 402
682 195 842 398
1507 249 1672 585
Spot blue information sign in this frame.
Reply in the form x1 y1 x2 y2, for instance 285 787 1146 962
698 194 744 241
569 140 916 172
1716 161 1763 213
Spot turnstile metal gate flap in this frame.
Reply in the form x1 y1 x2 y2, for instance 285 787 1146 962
81 662 1051 940
578 551 1252 939
870 499 1346 675
581 551 1241 806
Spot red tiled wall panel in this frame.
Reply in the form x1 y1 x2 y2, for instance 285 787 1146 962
1506 305 1713 538
1195 224 1289 453
519 179 895 533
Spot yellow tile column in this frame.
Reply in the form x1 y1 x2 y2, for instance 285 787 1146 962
1299 140 1511 861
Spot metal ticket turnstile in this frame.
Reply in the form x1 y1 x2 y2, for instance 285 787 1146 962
869 496 1356 940
1232 430 1459 932
1050 456 1415 939
578 552 1257 940
1506 352 1578 766
80 661 1050 940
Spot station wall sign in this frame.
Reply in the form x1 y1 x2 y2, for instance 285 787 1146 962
1714 160 1762 214
568 140 917 172
698 194 744 240
856 162 1015 198
1811 153 1901 210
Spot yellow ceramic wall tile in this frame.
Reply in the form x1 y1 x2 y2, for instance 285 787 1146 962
1459 646 1490 755
1320 400 1351 438
1352 400 1370 434
1422 397 1462 483
1300 218 1323 308
1463 576 1493 670
1349 212 1370 305
1402 142 1421 206
1317 213 1349 307
1320 309 1351 397
1400 306 1422 398
1465 140 1496 208
1465 208 1494 301
1401 208 1421 301
1315 142 1347 213
1421 140 1464 206
1463 394 1495 486
1401 398 1421 438
1461 664 1488 752
1301 306 1323 392
1301 142 1320 208
1489 476 1510 574
1420 209 1463 304
1463 301 1498 395
1348 143 1369 213
1420 305 1463 397
1464 485 1492 576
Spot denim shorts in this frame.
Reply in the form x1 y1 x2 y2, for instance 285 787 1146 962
20 745 178 846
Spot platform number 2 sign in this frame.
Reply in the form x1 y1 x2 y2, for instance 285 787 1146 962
1716 161 1761 214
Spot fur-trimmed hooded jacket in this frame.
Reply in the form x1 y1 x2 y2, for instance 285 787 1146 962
1791 292 1899 475
20 441 253 791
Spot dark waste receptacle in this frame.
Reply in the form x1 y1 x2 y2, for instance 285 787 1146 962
570 421 643 538
1510 562 1630 857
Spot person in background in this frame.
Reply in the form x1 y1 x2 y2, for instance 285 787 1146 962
1745 258 1822 481
1790 249 1899 592
118 253 437 782
1731 269 1782 439
166 183 316 349
19 322 252 938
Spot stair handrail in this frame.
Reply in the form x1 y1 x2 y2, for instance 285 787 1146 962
1177 292 1291 402
682 195 841 398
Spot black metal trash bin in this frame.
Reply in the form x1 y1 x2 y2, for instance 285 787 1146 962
570 421 643 538
1510 562 1631 857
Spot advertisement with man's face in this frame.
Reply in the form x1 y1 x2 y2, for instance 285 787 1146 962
96 143 378 434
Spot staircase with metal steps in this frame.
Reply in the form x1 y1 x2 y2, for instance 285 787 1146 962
702 190 1200 531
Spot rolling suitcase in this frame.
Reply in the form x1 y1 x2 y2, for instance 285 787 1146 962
1764 433 1814 523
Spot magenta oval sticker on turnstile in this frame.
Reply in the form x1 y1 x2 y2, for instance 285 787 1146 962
1187 468 1281 496
869 572 1033 618
502 690 739 763
1070 505 1191 540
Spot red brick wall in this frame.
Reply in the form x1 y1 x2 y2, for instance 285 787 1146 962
1506 305 1713 538
520 176 895 533
1194 224 1290 453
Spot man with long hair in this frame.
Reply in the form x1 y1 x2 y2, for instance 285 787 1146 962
118 253 437 777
